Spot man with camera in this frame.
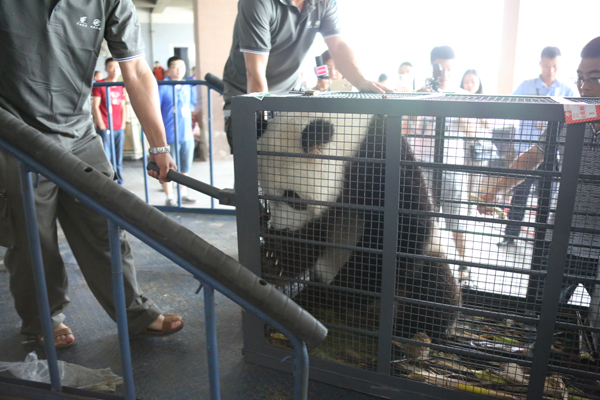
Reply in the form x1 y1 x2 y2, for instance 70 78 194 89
410 46 472 282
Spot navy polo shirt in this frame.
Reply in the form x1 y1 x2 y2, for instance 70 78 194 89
0 0 145 138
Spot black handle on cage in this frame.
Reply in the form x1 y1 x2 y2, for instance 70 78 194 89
147 161 235 206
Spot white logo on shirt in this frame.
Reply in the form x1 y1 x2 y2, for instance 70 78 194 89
76 16 102 30
306 19 320 29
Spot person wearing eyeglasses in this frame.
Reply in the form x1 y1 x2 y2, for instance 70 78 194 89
479 37 600 340
497 46 576 247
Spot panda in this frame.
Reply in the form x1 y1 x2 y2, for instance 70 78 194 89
257 112 460 344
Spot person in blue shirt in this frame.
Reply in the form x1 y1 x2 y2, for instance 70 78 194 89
498 46 576 246
159 56 198 206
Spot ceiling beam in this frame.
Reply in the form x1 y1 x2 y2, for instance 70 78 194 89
132 1 155 8
152 0 173 14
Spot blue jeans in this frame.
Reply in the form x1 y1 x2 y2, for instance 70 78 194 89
97 128 124 185
169 139 194 174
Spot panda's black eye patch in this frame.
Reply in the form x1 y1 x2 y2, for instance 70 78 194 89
282 190 308 211
301 119 334 153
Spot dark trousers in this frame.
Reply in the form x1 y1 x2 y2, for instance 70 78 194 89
0 134 161 336
97 128 124 185
538 245 599 304
504 178 536 238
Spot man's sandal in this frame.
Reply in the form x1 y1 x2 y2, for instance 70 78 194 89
35 327 76 349
129 314 185 339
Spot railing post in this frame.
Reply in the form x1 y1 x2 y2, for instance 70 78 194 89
289 336 309 400
107 220 136 400
172 84 181 206
141 128 150 204
105 86 117 175
203 285 221 400
17 165 62 392
207 88 215 209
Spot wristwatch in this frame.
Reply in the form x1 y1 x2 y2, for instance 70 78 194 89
148 146 170 155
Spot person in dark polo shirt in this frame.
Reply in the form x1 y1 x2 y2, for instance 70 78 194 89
0 0 183 348
222 0 390 152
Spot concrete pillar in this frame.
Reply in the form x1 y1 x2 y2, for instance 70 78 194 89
192 0 238 161
497 0 520 94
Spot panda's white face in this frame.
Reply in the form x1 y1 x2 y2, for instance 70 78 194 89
257 113 371 231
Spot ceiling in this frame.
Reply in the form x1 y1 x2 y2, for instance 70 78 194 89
132 0 193 13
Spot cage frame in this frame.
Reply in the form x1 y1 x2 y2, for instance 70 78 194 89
232 92 596 400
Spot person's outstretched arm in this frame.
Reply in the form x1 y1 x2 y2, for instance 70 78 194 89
119 57 177 182
325 36 392 93
478 145 545 214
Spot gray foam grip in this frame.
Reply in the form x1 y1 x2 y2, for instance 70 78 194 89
0 107 327 350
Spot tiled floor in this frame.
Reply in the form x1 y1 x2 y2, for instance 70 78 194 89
0 159 380 400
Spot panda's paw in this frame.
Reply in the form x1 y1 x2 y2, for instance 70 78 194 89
261 250 282 276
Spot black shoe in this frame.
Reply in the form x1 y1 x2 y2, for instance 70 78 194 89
496 238 516 247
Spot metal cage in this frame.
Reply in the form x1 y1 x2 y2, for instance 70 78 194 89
233 92 600 400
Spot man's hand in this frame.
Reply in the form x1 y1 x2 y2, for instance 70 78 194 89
148 152 177 183
352 78 394 93
476 192 498 215
325 36 394 94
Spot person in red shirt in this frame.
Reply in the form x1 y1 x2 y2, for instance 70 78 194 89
153 61 165 81
91 58 126 184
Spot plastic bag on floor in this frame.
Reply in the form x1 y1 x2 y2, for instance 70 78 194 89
0 352 123 392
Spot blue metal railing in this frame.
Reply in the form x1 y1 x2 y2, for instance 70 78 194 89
0 106 326 399
93 79 232 214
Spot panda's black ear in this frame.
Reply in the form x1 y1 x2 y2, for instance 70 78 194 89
301 119 335 154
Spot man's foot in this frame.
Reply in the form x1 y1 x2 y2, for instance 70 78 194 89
36 323 76 349
181 195 197 204
130 315 185 338
496 237 516 247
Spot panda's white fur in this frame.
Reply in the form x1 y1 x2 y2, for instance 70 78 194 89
258 112 446 282
258 113 371 231
258 112 460 342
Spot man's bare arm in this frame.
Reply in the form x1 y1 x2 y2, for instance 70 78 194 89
244 52 269 94
119 57 176 182
478 144 545 214
493 146 545 196
325 36 391 93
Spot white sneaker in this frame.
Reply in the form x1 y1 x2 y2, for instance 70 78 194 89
165 198 177 207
